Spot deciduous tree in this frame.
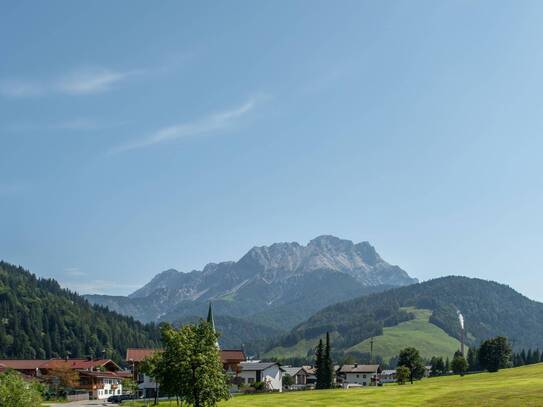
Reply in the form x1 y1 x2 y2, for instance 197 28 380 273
144 321 229 407
395 366 410 385
451 352 468 376
0 370 42 407
398 347 425 384
478 336 512 373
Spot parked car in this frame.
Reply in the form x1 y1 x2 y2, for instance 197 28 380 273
107 394 137 403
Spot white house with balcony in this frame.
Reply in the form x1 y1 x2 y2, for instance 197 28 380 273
239 361 283 392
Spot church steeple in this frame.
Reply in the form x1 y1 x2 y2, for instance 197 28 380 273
207 302 215 330
207 302 219 348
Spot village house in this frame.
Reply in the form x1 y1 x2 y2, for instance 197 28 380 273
238 361 283 392
0 358 127 400
379 369 397 383
336 364 381 387
0 359 48 377
302 365 317 385
282 366 307 388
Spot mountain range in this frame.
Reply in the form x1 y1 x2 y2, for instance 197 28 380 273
3 234 543 364
86 235 417 332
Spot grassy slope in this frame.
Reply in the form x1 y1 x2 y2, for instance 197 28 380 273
347 308 462 360
265 308 461 361
127 364 543 407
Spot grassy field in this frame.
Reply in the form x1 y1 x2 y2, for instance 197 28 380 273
347 307 463 360
126 364 543 407
265 307 462 361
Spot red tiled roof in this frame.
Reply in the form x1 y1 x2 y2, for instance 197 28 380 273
126 348 245 363
79 370 131 379
126 348 161 362
220 350 246 363
0 360 49 370
40 359 120 371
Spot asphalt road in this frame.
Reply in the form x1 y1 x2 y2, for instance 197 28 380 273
44 400 113 407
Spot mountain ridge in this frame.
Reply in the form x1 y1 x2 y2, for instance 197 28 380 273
86 235 417 331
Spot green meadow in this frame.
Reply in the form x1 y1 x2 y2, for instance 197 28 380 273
265 307 462 361
128 363 543 407
347 307 463 360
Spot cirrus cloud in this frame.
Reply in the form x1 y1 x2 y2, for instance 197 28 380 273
0 67 138 98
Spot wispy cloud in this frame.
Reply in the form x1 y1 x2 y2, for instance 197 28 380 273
110 97 261 153
0 67 138 98
56 68 138 95
62 279 144 295
63 267 87 277
4 117 130 133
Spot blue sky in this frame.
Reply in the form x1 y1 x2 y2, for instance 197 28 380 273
2 1 543 301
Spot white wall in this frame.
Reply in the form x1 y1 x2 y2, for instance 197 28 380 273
344 372 375 386
96 378 122 400
239 366 283 392
263 365 283 392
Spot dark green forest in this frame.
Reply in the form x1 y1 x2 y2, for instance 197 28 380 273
270 276 543 353
0 261 160 362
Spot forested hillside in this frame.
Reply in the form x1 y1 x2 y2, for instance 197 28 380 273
0 261 160 362
267 276 543 358
173 314 284 353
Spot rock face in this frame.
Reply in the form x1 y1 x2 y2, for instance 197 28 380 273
86 235 417 329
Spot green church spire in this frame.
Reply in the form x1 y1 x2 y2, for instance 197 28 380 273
207 302 219 348
207 302 215 330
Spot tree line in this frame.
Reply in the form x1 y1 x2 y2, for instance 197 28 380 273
512 348 543 367
0 261 161 362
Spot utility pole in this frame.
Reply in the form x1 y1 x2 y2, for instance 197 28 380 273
370 337 374 364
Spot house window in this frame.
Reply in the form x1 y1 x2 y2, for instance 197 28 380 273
248 378 255 384
356 374 359 378
363 375 366 379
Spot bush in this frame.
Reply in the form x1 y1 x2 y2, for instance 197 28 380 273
0 370 43 407
396 366 410 385
253 381 266 392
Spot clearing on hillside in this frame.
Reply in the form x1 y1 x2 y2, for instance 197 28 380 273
347 307 463 360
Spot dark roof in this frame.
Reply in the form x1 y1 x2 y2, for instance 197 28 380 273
282 367 304 376
337 364 380 373
240 362 279 371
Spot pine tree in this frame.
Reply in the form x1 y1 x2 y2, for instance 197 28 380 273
315 339 324 389
520 349 527 365
323 332 333 389
467 347 479 371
